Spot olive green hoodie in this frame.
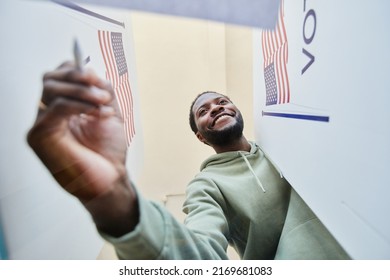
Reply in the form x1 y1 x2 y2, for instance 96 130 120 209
102 142 349 259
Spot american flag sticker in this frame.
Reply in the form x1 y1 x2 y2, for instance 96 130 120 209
98 30 135 146
262 0 290 106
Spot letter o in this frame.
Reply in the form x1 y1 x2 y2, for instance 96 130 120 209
303 9 316 44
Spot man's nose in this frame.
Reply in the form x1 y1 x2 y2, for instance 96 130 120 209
210 104 224 117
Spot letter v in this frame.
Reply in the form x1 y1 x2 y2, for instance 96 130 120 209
302 48 315 74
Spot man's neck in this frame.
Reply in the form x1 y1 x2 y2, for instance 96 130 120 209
212 136 251 154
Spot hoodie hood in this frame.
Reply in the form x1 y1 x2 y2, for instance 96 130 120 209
200 141 259 171
200 141 283 193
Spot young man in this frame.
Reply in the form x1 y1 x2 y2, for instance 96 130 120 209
28 62 349 259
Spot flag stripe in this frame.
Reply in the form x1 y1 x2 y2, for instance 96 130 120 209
100 32 114 84
123 76 135 136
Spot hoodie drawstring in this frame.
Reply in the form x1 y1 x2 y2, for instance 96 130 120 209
239 152 266 193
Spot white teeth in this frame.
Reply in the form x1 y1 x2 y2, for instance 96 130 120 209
215 115 231 124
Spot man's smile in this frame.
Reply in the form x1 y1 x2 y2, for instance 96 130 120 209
211 113 235 128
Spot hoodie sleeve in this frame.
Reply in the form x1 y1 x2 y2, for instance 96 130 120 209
99 179 230 259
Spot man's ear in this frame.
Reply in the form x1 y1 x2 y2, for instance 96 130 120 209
196 132 209 146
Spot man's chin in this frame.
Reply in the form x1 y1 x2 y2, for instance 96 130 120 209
202 114 244 146
211 119 238 131
205 128 243 147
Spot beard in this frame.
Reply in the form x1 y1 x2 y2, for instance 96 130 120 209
201 113 244 147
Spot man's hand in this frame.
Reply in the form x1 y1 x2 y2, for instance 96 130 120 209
27 62 138 237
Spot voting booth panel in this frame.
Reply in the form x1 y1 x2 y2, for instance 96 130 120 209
253 0 390 259
0 0 143 259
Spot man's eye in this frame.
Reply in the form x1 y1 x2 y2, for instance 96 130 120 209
219 100 227 104
199 109 206 116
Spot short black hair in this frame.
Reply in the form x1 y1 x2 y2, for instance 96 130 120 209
188 91 231 134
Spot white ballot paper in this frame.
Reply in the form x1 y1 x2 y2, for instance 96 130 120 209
55 0 281 28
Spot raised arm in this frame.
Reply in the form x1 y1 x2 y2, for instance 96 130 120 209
27 62 139 237
27 62 233 259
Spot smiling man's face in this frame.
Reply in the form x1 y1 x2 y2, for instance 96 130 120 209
192 92 244 147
